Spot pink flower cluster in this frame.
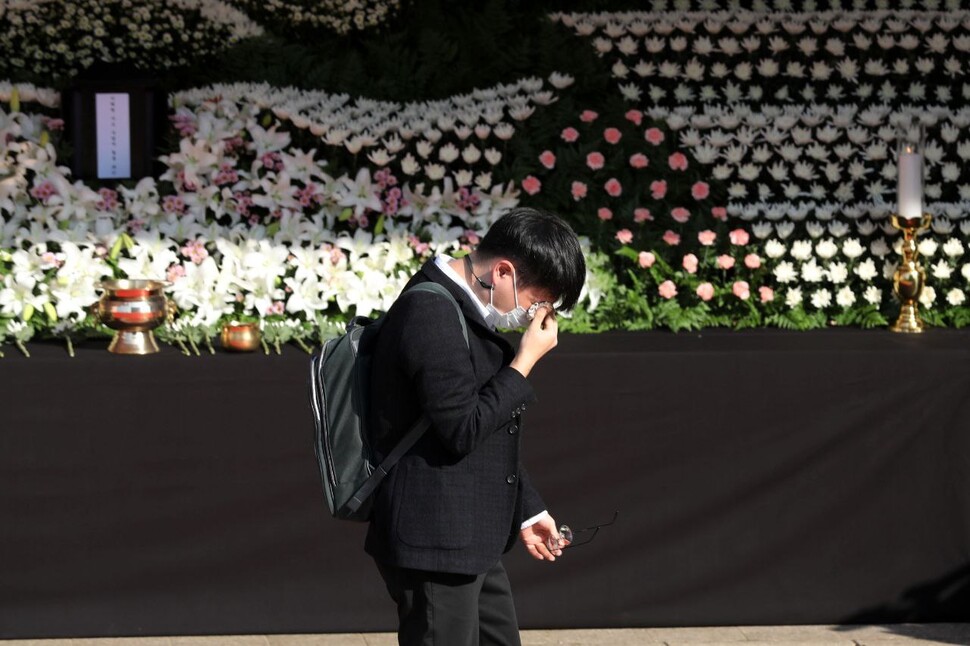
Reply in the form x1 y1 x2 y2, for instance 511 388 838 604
97 187 119 211
637 227 776 304
29 180 56 203
375 168 408 215
180 239 209 264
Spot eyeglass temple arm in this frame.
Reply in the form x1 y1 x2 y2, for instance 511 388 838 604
565 511 619 547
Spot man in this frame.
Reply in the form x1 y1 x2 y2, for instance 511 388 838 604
365 207 587 645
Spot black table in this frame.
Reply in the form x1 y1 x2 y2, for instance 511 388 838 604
2 330 969 638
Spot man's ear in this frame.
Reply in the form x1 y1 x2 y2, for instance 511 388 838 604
493 259 515 279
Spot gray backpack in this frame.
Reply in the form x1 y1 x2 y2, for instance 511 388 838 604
308 282 468 521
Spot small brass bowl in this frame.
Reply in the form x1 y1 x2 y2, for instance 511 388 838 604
221 321 261 352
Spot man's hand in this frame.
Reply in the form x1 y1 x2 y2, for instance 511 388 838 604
519 513 566 562
510 307 557 378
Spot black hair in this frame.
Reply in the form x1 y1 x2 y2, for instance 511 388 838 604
476 207 586 311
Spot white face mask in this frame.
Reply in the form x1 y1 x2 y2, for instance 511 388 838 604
484 267 531 329
468 257 551 329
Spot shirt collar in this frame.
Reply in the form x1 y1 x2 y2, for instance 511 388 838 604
434 255 491 324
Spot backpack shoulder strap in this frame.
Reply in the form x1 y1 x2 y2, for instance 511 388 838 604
408 281 469 348
342 280 471 516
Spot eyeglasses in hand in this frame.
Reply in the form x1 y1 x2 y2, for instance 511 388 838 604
547 511 618 551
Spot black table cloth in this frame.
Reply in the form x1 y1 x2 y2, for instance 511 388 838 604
2 329 969 638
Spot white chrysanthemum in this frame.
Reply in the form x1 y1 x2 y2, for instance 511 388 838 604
765 239 786 258
773 261 797 283
801 259 825 283
836 286 856 308
816 238 838 259
863 285 881 305
786 287 803 308
947 288 966 306
790 240 813 261
810 288 832 309
943 239 965 258
918 239 939 257
828 262 849 284
842 238 864 258
855 259 878 281
870 238 892 257
932 259 953 280
919 286 937 308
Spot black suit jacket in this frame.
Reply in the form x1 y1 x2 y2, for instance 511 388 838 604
364 259 545 575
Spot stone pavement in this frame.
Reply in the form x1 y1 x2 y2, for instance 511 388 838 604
4 625 970 646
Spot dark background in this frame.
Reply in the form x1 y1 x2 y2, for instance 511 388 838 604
2 329 969 638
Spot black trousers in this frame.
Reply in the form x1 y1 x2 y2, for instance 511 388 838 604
376 559 522 646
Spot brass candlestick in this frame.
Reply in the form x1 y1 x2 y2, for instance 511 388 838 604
890 213 932 334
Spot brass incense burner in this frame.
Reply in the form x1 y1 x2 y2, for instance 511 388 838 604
220 321 261 352
96 279 172 354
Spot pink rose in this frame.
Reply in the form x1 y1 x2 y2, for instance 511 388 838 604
539 150 556 169
759 286 775 303
716 254 735 270
634 208 653 223
625 109 643 125
605 178 622 197
691 181 710 200
571 181 588 200
711 206 728 221
644 127 665 145
658 280 678 299
744 253 761 269
668 152 688 171
671 207 690 223
598 207 613 221
604 127 622 144
638 251 655 268
733 280 750 300
586 151 605 170
698 230 717 246
729 228 750 245
616 228 633 244
561 127 580 143
682 253 698 274
580 110 599 123
696 282 714 301
650 180 667 199
629 153 649 169
663 230 681 246
521 175 541 195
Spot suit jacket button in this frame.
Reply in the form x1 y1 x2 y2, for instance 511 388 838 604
506 474 517 484
508 424 518 434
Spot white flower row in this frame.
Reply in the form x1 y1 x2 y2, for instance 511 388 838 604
172 75 570 153
231 0 400 35
619 80 967 108
729 202 970 226
0 0 263 78
596 32 970 58
551 7 968 39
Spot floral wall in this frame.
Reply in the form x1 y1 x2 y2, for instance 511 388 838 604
2 0 970 355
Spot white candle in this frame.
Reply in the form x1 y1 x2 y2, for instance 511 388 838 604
897 146 923 219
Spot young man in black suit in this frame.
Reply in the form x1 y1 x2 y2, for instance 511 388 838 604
365 207 586 645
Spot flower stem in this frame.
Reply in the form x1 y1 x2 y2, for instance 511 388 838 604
294 337 312 354
66 336 75 358
176 339 191 356
16 340 30 358
188 337 200 356
274 339 282 355
261 338 270 355
205 336 215 354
